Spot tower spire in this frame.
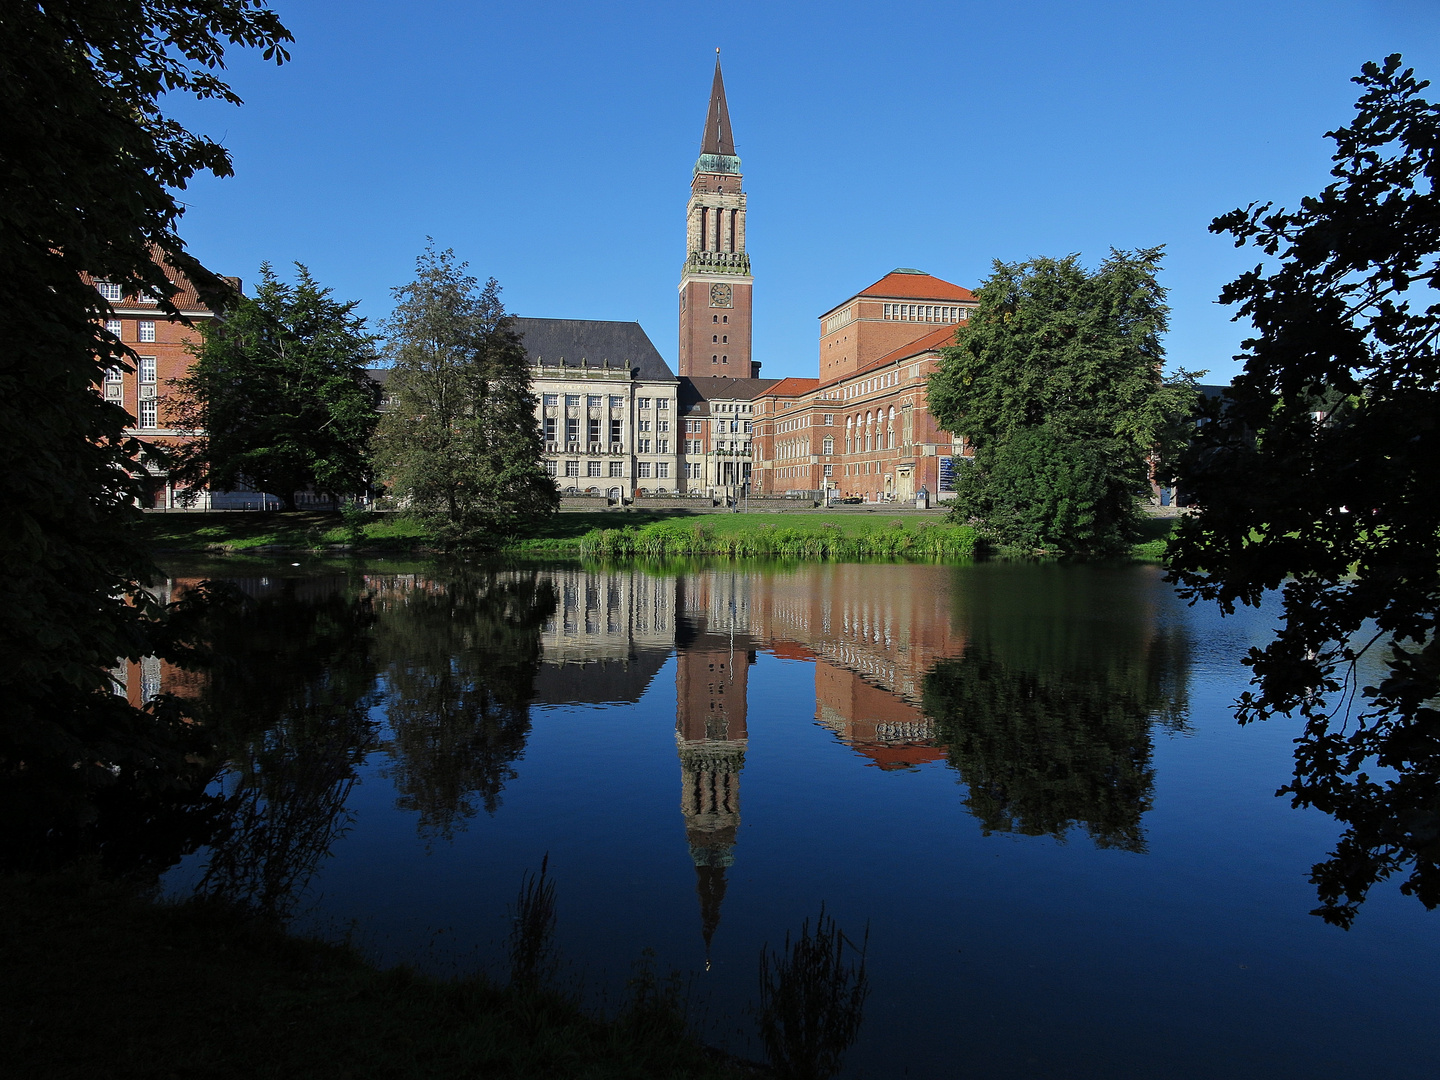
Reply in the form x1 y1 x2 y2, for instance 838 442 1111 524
699 51 736 157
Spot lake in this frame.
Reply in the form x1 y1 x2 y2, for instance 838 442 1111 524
149 559 1439 1079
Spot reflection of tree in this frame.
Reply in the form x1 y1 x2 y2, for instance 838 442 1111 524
923 565 1189 851
373 570 556 840
194 578 380 918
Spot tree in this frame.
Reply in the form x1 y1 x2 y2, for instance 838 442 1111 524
0 2 290 864
372 245 558 545
928 250 1199 554
1169 56 1440 927
168 263 380 509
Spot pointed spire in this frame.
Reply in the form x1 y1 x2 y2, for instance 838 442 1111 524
699 50 736 157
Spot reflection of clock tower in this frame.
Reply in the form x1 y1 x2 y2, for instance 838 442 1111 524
678 52 755 379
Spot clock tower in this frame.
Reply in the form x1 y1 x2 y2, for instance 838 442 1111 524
678 52 755 378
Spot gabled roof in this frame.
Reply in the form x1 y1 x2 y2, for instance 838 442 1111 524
818 270 975 319
678 375 780 415
758 377 820 398
82 258 238 314
513 317 675 382
819 323 960 389
700 54 736 156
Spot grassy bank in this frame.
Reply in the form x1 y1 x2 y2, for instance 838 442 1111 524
142 509 1175 562
0 873 749 1079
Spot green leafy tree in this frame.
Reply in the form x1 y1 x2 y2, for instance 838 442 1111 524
168 263 380 509
372 245 558 545
1169 56 1440 927
929 249 1199 554
0 1 290 864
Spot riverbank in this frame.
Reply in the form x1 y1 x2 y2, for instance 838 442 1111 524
0 873 752 1079
141 508 1176 561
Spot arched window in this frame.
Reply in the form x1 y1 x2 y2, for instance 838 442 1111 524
713 335 718 343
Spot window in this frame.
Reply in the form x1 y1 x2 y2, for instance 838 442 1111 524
638 397 651 409
638 438 652 453
657 462 669 478
588 418 601 442
712 315 719 323
138 399 158 428
722 355 728 364
96 281 122 301
587 460 602 477
713 335 718 343
743 422 752 434
822 437 834 455
637 462 652 479
610 419 622 443
609 395 623 408
543 394 558 407
545 460 557 476
544 417 557 441
823 414 834 425
104 366 123 384
657 439 669 453
713 355 718 363
638 419 650 432
588 394 602 407
656 398 668 410
823 464 833 477
657 419 669 432
566 418 579 442
565 394 580 406
139 357 157 383
722 336 727 343
105 319 122 337
138 321 156 343
565 460 580 477
609 461 623 477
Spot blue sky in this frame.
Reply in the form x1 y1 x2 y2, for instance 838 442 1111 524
167 0 1440 383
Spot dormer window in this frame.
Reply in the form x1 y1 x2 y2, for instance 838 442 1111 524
96 281 122 301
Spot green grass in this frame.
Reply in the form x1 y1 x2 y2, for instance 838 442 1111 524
572 517 981 560
1130 516 1178 561
0 873 749 1079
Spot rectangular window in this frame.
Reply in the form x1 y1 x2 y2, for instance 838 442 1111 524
657 439 669 453
104 366 124 384
823 437 834 455
657 398 668 410
610 419 622 443
609 395 623 408
587 394 602 407
565 460 579 477
824 414 834 425
638 397 651 409
543 394 558 406
544 460 557 476
138 321 156 343
638 419 650 432
657 419 669 432
743 422 752 434
609 461 624 477
588 418 601 442
105 319 122 338
637 462 652 479
96 281 122 301
544 417 557 441
138 399 158 428
565 394 580 406
587 460 602 477
139 357 157 383
638 438 651 453
566 418 579 442
823 464 833 477
657 462 669 478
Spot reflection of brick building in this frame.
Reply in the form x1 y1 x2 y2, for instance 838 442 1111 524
674 576 754 957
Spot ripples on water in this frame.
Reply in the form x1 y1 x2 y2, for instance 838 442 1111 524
133 560 1439 1079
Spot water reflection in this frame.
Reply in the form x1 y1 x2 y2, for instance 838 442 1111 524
155 562 1192 923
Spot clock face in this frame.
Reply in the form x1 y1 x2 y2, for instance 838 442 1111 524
710 283 733 308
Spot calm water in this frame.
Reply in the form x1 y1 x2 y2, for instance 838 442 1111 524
155 559 1440 1079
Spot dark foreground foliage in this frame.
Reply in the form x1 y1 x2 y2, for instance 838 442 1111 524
1170 56 1440 926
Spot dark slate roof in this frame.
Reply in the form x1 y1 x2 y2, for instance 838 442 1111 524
513 317 675 382
365 368 391 386
701 55 736 156
677 375 781 416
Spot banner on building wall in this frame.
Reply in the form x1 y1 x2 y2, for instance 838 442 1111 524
938 456 954 492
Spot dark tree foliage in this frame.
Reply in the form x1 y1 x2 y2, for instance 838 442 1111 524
929 250 1199 554
923 565 1189 851
0 2 290 864
168 263 380 510
373 569 557 840
372 245 558 546
1170 56 1440 927
187 573 380 916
